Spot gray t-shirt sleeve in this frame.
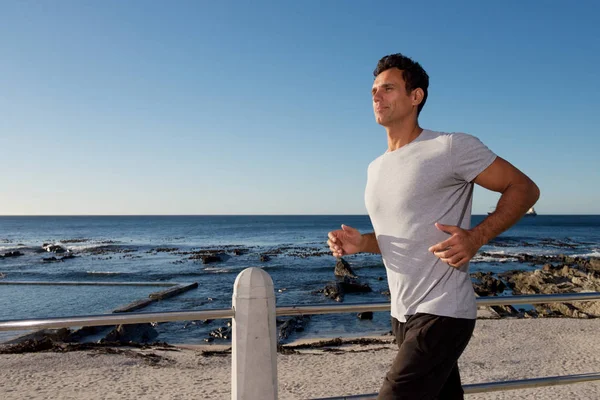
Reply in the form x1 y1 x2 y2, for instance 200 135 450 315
450 133 497 183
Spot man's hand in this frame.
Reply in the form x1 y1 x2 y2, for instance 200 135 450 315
327 224 363 257
428 223 485 268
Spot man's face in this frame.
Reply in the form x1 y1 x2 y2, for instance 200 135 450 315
372 68 414 126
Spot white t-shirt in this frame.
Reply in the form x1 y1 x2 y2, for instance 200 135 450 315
365 129 497 322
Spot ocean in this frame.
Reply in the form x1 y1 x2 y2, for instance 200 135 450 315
1 215 599 344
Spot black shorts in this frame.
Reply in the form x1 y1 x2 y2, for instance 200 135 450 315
377 313 476 400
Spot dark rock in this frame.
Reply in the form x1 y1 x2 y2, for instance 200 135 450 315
1 328 72 347
471 272 506 296
278 316 310 342
260 254 271 262
338 277 372 293
42 257 61 263
209 326 232 340
103 324 158 344
2 251 24 258
334 258 357 278
0 338 55 354
154 248 178 253
357 312 373 320
319 277 372 303
43 244 67 253
67 326 103 342
201 254 222 264
323 283 344 302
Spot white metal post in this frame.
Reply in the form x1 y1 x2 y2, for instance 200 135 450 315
232 267 278 400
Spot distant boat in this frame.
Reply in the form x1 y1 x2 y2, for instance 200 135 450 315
525 207 537 216
487 207 538 216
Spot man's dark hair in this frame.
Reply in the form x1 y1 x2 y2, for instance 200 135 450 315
373 53 429 114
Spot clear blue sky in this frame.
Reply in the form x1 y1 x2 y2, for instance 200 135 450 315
1 1 599 215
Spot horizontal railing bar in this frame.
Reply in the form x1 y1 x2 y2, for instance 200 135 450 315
475 292 600 306
463 372 600 393
310 373 600 399
0 309 234 331
277 302 389 316
1 292 599 332
277 292 600 317
0 281 179 287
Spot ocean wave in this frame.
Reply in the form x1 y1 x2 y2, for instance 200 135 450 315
86 271 124 276
569 251 600 258
471 255 518 263
70 242 128 252
203 266 238 274
0 244 37 253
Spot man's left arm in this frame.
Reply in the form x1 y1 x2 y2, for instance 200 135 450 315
429 156 540 268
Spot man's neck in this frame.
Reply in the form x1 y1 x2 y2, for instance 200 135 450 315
386 119 423 152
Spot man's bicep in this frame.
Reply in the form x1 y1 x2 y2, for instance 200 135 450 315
473 156 532 193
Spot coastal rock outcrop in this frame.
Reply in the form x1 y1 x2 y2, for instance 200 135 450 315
317 277 372 302
277 316 311 342
42 243 68 253
102 323 158 344
500 264 600 318
322 283 344 302
209 325 232 340
334 258 358 279
471 272 507 296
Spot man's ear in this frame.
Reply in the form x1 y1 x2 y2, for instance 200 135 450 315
412 88 424 107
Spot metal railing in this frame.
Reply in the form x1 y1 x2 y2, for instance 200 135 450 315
311 373 600 399
1 269 599 399
1 291 599 332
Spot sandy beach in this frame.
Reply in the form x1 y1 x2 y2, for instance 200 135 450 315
1 318 599 399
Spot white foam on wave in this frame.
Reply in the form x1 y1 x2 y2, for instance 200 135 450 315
203 267 230 273
67 242 122 252
471 255 518 263
480 249 507 255
569 251 600 258
86 271 123 275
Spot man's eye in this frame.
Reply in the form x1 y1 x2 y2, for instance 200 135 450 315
385 87 393 91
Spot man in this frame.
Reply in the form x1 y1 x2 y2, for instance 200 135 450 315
327 53 540 399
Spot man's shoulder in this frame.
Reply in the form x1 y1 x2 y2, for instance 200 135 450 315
425 129 478 141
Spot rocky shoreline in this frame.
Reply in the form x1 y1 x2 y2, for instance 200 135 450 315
471 254 600 318
3 253 599 355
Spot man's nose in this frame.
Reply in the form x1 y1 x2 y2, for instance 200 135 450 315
372 88 382 102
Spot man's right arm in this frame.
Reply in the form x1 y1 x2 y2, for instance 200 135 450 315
328 225 380 257
359 232 381 254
